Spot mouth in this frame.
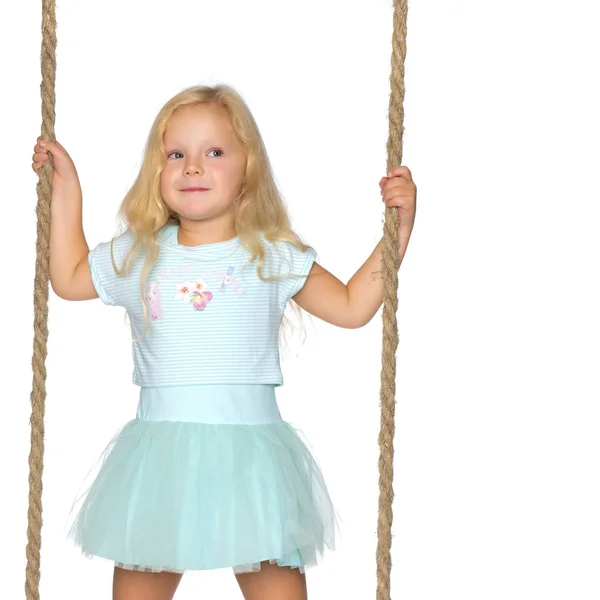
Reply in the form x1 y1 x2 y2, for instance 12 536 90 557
181 187 210 192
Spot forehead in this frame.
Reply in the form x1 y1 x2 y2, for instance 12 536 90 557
164 103 235 143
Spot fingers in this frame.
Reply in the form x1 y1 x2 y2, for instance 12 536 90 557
388 165 412 180
35 136 70 157
32 137 70 173
379 167 416 239
380 177 408 200
380 166 417 207
32 138 50 172
32 151 48 164
382 180 416 202
379 165 412 192
32 149 49 172
36 137 57 154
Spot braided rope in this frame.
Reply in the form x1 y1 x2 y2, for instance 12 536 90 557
377 1 408 598
25 2 56 599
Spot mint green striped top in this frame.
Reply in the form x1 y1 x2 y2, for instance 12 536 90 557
88 223 316 387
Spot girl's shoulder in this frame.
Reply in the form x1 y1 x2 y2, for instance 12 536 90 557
260 233 314 257
258 234 316 282
105 229 136 257
93 228 134 250
89 228 140 275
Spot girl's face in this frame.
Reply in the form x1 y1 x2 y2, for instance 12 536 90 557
160 103 246 228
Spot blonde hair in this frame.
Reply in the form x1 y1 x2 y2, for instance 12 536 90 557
110 84 312 341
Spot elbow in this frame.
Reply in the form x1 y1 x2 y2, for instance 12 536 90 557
340 313 371 329
345 321 366 330
341 301 378 329
51 282 69 300
50 278 74 301
50 278 64 299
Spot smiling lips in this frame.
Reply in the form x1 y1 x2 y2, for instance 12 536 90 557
181 187 209 192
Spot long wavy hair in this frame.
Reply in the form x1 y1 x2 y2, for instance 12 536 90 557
110 84 312 342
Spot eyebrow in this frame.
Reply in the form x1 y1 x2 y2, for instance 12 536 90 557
164 137 228 146
165 143 229 153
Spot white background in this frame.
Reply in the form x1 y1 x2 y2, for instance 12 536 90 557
2 0 599 598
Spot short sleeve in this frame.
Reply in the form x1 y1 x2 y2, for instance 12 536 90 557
269 240 317 304
88 231 134 307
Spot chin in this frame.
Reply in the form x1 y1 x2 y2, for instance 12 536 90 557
175 211 212 222
165 195 236 222
176 206 229 222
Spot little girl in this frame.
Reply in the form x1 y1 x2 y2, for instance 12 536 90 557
31 84 416 600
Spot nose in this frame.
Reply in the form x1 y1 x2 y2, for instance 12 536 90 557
184 159 204 176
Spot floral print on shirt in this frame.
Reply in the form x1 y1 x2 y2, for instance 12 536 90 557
175 280 213 311
146 281 164 319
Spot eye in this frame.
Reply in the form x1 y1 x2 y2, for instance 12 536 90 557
208 149 223 158
167 151 183 159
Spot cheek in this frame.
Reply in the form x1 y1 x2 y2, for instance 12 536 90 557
225 159 247 188
214 164 243 190
160 168 174 196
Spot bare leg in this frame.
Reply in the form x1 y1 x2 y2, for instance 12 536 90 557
235 561 307 600
113 566 183 600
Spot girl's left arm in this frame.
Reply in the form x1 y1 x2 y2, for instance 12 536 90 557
293 166 416 329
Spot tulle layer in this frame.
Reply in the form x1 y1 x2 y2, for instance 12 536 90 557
67 418 339 573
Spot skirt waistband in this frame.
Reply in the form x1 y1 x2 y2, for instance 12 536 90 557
136 384 282 425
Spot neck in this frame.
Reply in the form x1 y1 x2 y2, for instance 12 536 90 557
176 217 236 247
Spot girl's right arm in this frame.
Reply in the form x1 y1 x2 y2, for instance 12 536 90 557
32 138 99 301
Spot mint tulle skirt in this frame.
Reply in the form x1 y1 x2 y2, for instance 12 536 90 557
67 384 339 574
